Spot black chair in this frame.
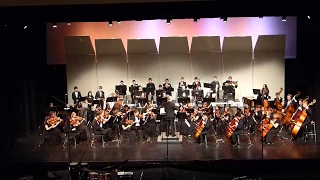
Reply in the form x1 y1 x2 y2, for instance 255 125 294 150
62 126 77 148
90 125 106 147
38 124 51 147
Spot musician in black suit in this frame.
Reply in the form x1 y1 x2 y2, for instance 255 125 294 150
249 105 263 133
230 113 245 146
211 76 220 96
264 113 281 145
163 96 179 136
192 77 201 90
92 112 112 141
198 115 212 145
163 79 173 96
223 76 238 100
130 80 139 103
282 94 297 110
119 80 127 95
95 86 105 99
146 78 155 101
178 77 187 90
72 86 82 105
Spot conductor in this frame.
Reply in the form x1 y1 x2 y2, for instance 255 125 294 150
163 96 179 137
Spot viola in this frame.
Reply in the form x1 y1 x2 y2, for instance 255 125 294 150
125 119 135 125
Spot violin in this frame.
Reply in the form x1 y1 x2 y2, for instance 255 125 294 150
47 116 62 126
125 119 135 125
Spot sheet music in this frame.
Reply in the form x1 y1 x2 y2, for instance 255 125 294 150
108 102 115 108
160 108 166 115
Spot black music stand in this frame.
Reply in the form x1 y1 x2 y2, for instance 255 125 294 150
253 89 260 95
106 97 117 102
204 83 212 89
178 97 190 104
187 85 194 89
191 90 203 97
203 98 215 103
138 97 148 106
79 97 87 102
156 90 164 97
134 90 143 97
116 85 127 95
177 90 190 97
156 97 167 106
143 87 148 92
176 112 187 119
185 108 194 114
129 86 139 93
93 99 102 108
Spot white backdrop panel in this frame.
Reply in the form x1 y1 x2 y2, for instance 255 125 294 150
159 53 191 99
66 55 97 104
253 52 285 99
96 55 127 96
190 52 222 96
222 52 252 99
127 54 160 87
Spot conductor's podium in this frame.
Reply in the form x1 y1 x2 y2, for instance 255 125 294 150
157 132 183 144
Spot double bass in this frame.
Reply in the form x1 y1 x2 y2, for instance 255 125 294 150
194 119 204 138
274 87 284 112
291 99 316 136
282 92 300 125
226 117 240 138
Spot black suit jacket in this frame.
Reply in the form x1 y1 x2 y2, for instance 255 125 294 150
146 83 155 94
163 101 178 118
178 81 187 89
72 91 82 103
95 91 105 99
92 118 103 131
202 119 212 132
211 81 220 93
163 83 172 95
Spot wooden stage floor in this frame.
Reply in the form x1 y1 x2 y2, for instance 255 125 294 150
10 131 320 163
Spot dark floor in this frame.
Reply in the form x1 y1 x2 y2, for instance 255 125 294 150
10 130 319 163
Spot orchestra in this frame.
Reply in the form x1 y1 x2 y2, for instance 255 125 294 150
43 76 316 148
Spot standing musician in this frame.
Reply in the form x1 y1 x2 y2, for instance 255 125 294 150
260 84 269 100
176 106 189 136
72 86 82 107
163 96 179 136
44 112 63 144
264 113 281 145
192 77 201 90
229 113 245 146
92 111 112 142
121 115 137 144
146 78 155 101
178 77 187 90
198 115 212 145
85 91 94 122
118 80 127 96
130 80 139 103
211 76 220 97
223 76 238 100
163 79 173 96
95 86 105 100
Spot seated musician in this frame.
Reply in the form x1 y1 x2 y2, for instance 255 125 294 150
92 111 112 142
130 110 145 142
297 99 303 109
176 106 189 136
163 79 172 96
248 105 263 133
198 115 212 145
121 115 137 144
273 92 282 107
143 109 157 143
282 94 297 111
229 113 245 146
264 113 281 145
44 112 62 144
69 112 87 141
301 99 313 130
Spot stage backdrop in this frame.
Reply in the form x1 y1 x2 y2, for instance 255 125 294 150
63 35 285 103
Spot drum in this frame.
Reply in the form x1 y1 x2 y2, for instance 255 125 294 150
80 163 89 180
69 162 79 180
89 172 99 180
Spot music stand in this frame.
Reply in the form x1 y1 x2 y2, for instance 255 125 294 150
129 86 139 93
253 89 260 95
79 97 87 102
106 97 117 102
191 90 203 97
138 97 148 106
176 112 187 119
156 90 164 97
116 85 127 95
134 91 143 97
204 83 212 89
178 97 190 104
178 90 190 97
203 98 215 103
187 85 194 89
185 108 194 114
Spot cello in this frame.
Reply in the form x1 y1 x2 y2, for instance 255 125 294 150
291 99 316 136
226 116 240 138
261 113 280 137
274 88 283 112
282 92 300 125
